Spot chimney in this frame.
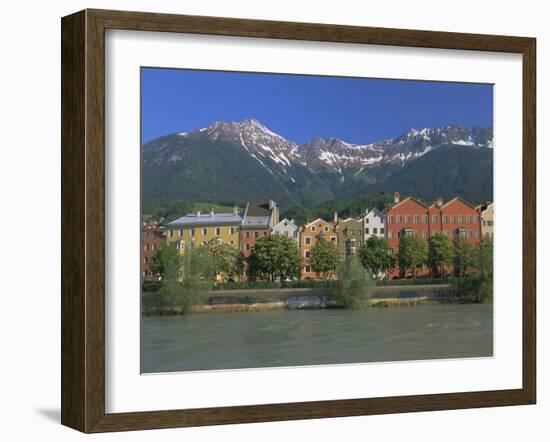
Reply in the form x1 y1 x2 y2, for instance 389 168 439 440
210 208 215 217
334 212 338 223
269 199 275 209
436 197 443 208
233 205 239 216
394 192 400 204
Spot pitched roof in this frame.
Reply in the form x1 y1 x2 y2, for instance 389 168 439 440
389 196 429 210
440 196 476 210
273 218 299 230
167 212 242 227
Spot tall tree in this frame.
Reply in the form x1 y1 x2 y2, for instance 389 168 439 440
248 235 302 281
201 239 244 282
334 256 375 309
476 237 494 278
427 233 453 277
150 241 182 281
398 234 428 278
359 236 393 277
310 237 342 280
453 236 474 277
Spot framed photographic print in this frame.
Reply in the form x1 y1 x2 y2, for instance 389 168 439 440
61 9 536 433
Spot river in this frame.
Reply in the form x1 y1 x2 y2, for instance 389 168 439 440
141 303 493 373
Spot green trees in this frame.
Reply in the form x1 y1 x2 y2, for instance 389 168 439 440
427 233 453 277
150 241 182 280
452 236 475 277
333 256 375 309
159 246 214 313
397 234 428 278
310 237 343 280
248 235 302 281
201 239 244 282
359 236 392 277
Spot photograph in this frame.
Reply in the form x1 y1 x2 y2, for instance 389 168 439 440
139 67 495 374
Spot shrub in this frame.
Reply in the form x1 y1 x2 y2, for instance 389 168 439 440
333 256 375 309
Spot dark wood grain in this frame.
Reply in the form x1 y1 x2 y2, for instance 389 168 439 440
61 8 537 433
61 10 86 431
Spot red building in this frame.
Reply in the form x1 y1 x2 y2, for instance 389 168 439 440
386 193 481 278
240 200 279 278
141 224 166 282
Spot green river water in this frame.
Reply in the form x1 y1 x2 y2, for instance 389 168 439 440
141 303 493 373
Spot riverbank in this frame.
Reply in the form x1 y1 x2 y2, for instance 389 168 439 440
141 283 473 315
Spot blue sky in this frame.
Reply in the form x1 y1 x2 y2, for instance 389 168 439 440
141 68 493 145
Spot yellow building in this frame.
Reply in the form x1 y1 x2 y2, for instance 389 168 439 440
477 202 494 239
165 207 242 251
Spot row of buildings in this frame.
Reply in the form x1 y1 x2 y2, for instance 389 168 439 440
142 193 494 281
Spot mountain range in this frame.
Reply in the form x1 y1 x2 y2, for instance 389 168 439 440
142 119 493 209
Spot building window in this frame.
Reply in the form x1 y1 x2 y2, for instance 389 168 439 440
365 228 369 234
388 248 394 255
293 231 298 238
397 215 402 223
254 231 259 239
169 229 173 238
305 237 311 245
381 228 385 234
330 236 337 244
311 225 316 232
467 216 472 223
468 230 473 238
442 215 448 223
263 231 268 237
373 228 378 234
190 228 195 237
305 265 312 273
406 215 411 224
365 218 370 224
215 227 221 236
422 215 428 224
230 227 235 235
245 231 250 239
179 229 183 237
229 240 234 245
305 251 311 258
388 215 394 223
144 244 148 251
413 215 419 224
475 231 480 238
459 216 464 223
151 244 156 251
202 228 208 236
432 215 438 223
245 244 250 251
324 226 329 232
388 231 393 239
422 230 427 238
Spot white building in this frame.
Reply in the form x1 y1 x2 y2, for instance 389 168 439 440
363 208 386 242
271 218 300 244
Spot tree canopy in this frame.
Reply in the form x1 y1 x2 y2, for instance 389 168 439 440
427 233 453 277
359 236 393 276
398 234 428 278
310 237 342 279
248 234 302 281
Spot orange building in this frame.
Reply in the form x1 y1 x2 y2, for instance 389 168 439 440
386 193 481 278
300 215 338 280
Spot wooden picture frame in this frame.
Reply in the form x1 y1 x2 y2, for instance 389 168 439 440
61 8 536 433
